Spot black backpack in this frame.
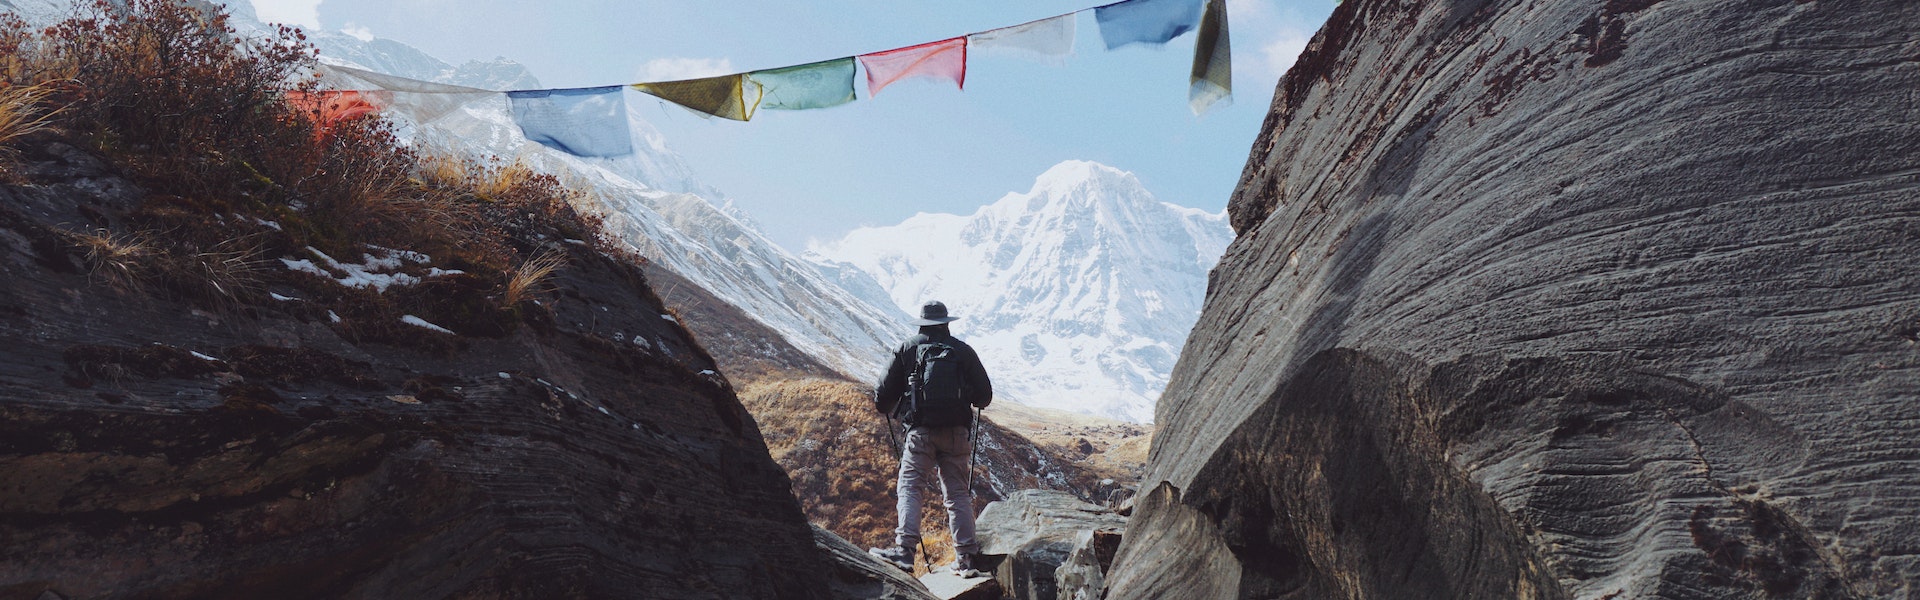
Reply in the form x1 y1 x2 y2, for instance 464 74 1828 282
907 342 971 427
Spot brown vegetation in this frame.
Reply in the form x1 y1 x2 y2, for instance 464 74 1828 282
740 377 1123 573
741 378 948 565
0 0 630 352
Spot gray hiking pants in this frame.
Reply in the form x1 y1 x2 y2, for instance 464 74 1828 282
895 424 978 554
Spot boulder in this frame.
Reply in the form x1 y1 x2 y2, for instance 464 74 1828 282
976 490 1126 600
1110 0 1920 597
1052 528 1123 600
811 525 939 600
918 569 1002 600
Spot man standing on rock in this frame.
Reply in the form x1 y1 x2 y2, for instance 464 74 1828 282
869 300 993 574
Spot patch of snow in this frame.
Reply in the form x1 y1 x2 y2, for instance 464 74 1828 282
427 267 465 277
248 216 282 231
270 292 297 301
328 310 342 323
303 246 422 292
597 406 609 415
367 245 431 264
699 369 716 375
498 372 511 379
660 314 676 322
361 253 406 271
190 351 220 362
281 258 328 277
400 315 455 334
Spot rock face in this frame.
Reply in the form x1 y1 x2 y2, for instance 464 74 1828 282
1111 0 1920 598
0 144 833 598
975 490 1126 600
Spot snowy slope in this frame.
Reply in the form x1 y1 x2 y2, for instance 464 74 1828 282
808 161 1232 423
393 85 905 381
193 1 909 378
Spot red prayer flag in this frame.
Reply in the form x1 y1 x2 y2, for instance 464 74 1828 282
858 37 967 97
286 90 391 127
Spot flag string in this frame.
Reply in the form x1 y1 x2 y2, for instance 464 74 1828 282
307 0 1230 157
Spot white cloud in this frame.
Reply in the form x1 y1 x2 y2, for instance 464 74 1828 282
340 23 374 42
638 57 734 82
1259 27 1312 81
1226 0 1276 22
248 0 322 29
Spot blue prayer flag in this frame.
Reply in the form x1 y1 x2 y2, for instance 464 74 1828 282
1095 0 1205 50
748 58 857 111
506 86 633 158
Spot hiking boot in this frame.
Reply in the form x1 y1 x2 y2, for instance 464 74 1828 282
953 552 986 578
868 545 914 572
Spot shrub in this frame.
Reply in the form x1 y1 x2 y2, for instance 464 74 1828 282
3 0 623 334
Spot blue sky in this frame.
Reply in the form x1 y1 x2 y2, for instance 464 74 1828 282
249 0 1336 250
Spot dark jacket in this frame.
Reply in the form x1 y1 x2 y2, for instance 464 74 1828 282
874 326 992 426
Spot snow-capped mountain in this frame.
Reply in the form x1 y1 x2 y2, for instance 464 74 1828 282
808 161 1232 423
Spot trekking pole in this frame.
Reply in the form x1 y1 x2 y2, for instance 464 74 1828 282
884 415 901 477
968 407 980 493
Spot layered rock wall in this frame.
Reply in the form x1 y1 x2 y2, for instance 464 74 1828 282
1113 0 1920 597
0 143 834 598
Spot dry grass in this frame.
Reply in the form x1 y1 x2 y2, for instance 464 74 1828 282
69 226 264 309
0 84 59 151
71 228 154 291
152 238 264 309
504 249 566 307
474 160 538 199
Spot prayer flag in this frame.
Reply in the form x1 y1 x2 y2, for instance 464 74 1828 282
968 13 1076 64
633 74 760 121
1095 0 1204 50
1189 0 1231 115
506 86 634 158
286 90 391 126
314 63 491 125
858 37 967 97
747 58 857 111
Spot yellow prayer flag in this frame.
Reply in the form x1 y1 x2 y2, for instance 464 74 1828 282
632 74 760 122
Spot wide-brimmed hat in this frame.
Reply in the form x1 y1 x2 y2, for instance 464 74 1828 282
911 301 960 326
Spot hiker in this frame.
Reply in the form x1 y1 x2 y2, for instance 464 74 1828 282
868 300 993 574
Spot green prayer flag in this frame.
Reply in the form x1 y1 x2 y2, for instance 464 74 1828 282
748 58 857 111
633 74 758 121
1189 0 1231 115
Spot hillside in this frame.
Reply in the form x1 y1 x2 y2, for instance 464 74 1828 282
1108 0 1920 597
739 378 1122 572
0 3 841 596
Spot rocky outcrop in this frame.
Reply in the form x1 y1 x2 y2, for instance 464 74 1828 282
0 142 834 598
975 490 1126 600
812 525 940 600
1112 0 1920 598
